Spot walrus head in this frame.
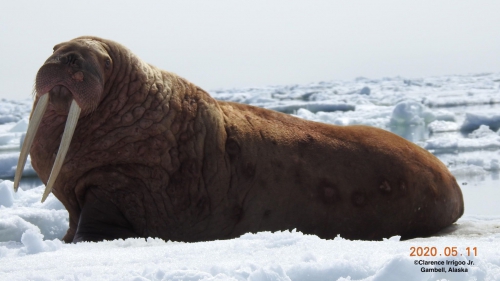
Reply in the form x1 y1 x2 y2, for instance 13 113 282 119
14 37 114 201
37 39 113 115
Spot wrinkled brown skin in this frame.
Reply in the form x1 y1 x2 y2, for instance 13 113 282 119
30 36 464 243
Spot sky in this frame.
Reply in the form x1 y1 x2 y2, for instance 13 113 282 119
1 0 499 101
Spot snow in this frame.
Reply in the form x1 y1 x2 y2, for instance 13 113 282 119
1 73 500 280
0 220 499 280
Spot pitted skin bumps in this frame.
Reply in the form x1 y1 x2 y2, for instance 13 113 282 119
29 36 464 243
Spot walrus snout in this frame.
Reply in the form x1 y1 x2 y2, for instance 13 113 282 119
35 44 105 114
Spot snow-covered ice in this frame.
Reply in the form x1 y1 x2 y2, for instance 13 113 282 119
1 224 499 281
1 73 500 280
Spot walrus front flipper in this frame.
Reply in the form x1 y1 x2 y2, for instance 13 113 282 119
73 188 139 242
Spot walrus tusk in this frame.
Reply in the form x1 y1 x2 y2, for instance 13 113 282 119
41 99 81 203
14 94 49 192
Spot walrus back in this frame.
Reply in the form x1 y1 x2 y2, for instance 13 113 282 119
219 101 464 240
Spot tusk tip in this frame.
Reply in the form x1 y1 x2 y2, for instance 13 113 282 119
41 190 50 203
13 178 19 192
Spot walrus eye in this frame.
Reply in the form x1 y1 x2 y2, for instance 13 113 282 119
105 59 111 68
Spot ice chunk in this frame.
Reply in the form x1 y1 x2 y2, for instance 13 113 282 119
21 229 62 255
8 117 29 133
428 120 460 133
383 235 401 241
0 180 14 207
265 102 354 114
0 216 39 242
462 112 500 132
248 265 290 281
433 109 456 122
0 99 33 125
424 128 500 153
0 152 37 178
390 101 435 125
450 165 489 179
359 86 371 95
469 125 497 138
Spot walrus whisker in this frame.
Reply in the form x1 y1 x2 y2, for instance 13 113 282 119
41 99 81 202
14 93 49 192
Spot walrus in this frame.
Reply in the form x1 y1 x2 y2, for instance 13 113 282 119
14 36 464 243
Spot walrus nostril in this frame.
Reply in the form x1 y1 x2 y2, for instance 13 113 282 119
59 54 78 65
70 56 78 66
